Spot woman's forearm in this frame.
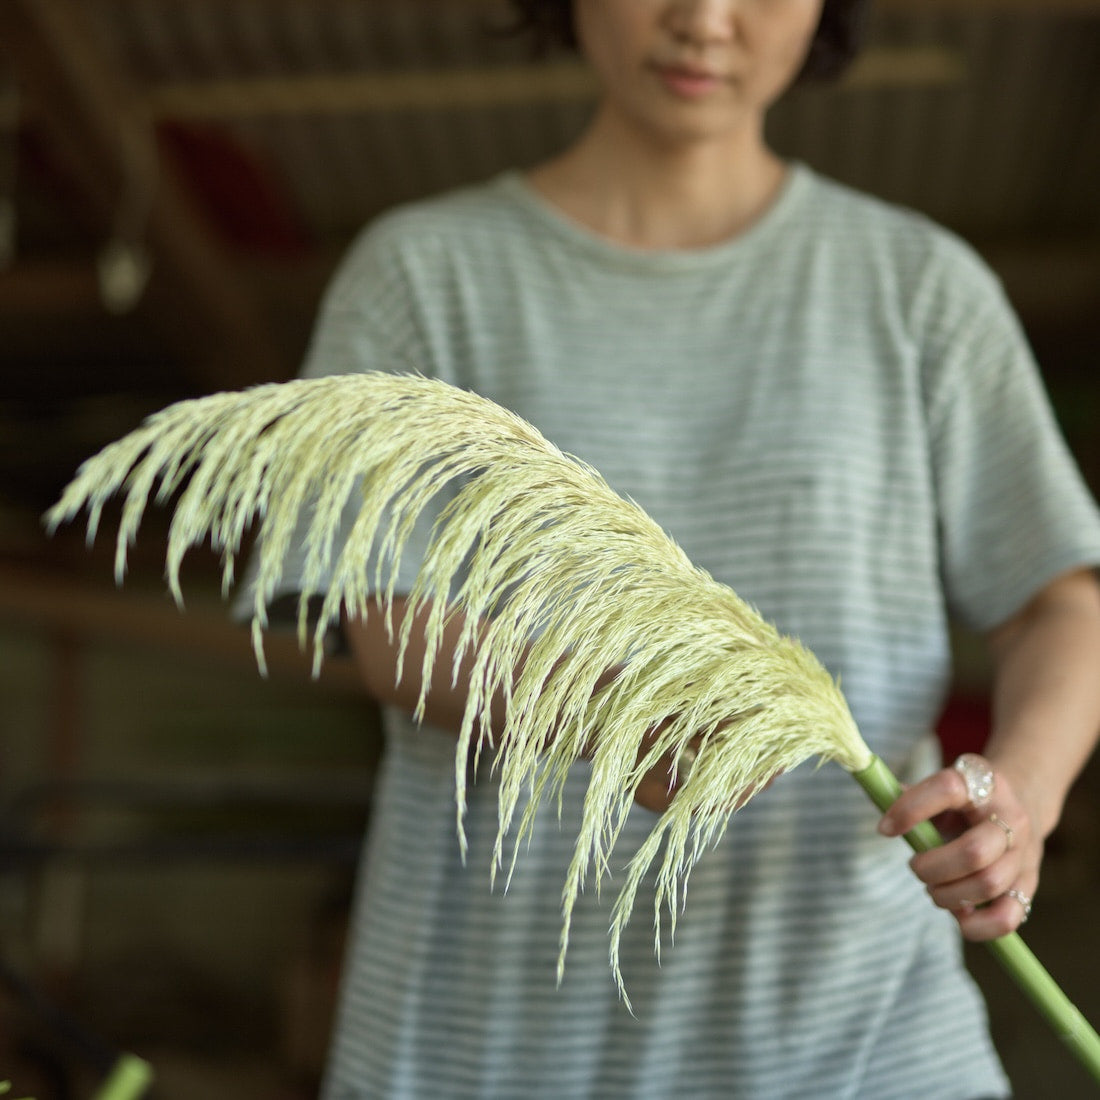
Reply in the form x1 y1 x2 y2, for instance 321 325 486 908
983 567 1100 839
344 597 505 737
342 597 687 813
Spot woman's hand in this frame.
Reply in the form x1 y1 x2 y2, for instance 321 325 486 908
879 570 1100 939
878 752 1040 939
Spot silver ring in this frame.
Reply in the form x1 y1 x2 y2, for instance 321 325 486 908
989 813 1014 852
675 744 698 784
1006 888 1032 923
954 753 995 808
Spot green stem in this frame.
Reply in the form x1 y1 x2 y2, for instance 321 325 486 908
91 1055 153 1100
851 754 1100 1086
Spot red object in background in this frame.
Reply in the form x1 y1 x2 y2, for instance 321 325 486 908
935 693 991 763
158 120 312 257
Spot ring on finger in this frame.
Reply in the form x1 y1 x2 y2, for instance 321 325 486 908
1006 888 1033 923
954 753 995 808
989 813 1014 853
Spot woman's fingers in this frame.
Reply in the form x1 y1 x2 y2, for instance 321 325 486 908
877 764 971 837
910 826 1018 908
953 883 1038 940
911 813 1014 877
878 755 1040 938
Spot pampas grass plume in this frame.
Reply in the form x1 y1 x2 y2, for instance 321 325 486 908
46 372 873 996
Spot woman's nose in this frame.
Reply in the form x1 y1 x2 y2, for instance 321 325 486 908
663 0 738 48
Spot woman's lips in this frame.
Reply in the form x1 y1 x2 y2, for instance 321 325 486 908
652 64 728 99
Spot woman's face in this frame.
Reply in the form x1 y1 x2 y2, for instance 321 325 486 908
573 0 824 146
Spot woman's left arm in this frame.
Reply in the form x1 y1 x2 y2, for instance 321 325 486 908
878 567 1100 940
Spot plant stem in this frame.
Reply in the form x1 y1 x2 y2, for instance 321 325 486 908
92 1055 153 1100
851 754 1100 1085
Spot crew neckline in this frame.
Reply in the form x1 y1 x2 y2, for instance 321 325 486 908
495 161 809 273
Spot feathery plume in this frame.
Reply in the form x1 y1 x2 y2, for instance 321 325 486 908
46 372 869 991
46 375 1100 1076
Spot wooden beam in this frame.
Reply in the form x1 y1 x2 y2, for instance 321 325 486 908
144 47 965 122
147 62 595 120
876 0 1100 9
0 560 362 693
0 260 102 313
257 0 1100 11
843 48 965 90
3 237 1097 332
0 0 290 391
982 240 1100 327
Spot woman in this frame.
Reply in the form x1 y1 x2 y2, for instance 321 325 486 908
268 2 1100 1095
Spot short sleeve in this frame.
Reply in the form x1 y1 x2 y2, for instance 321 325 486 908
299 215 430 382
924 239 1100 630
231 216 458 635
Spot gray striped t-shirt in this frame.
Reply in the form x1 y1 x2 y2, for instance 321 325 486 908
267 163 1100 1099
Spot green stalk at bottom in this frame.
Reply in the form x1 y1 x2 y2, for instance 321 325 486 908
92 1055 153 1100
852 754 1100 1086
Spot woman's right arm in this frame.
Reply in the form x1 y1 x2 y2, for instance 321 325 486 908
344 597 506 739
344 597 690 813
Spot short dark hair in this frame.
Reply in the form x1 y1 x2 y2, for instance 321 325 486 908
504 0 869 84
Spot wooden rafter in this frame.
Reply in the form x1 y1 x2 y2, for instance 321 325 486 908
0 0 289 390
0 560 361 692
144 47 965 122
0 260 102 314
877 0 1100 9
257 0 1100 11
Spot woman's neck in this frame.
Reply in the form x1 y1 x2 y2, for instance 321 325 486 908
526 105 786 251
